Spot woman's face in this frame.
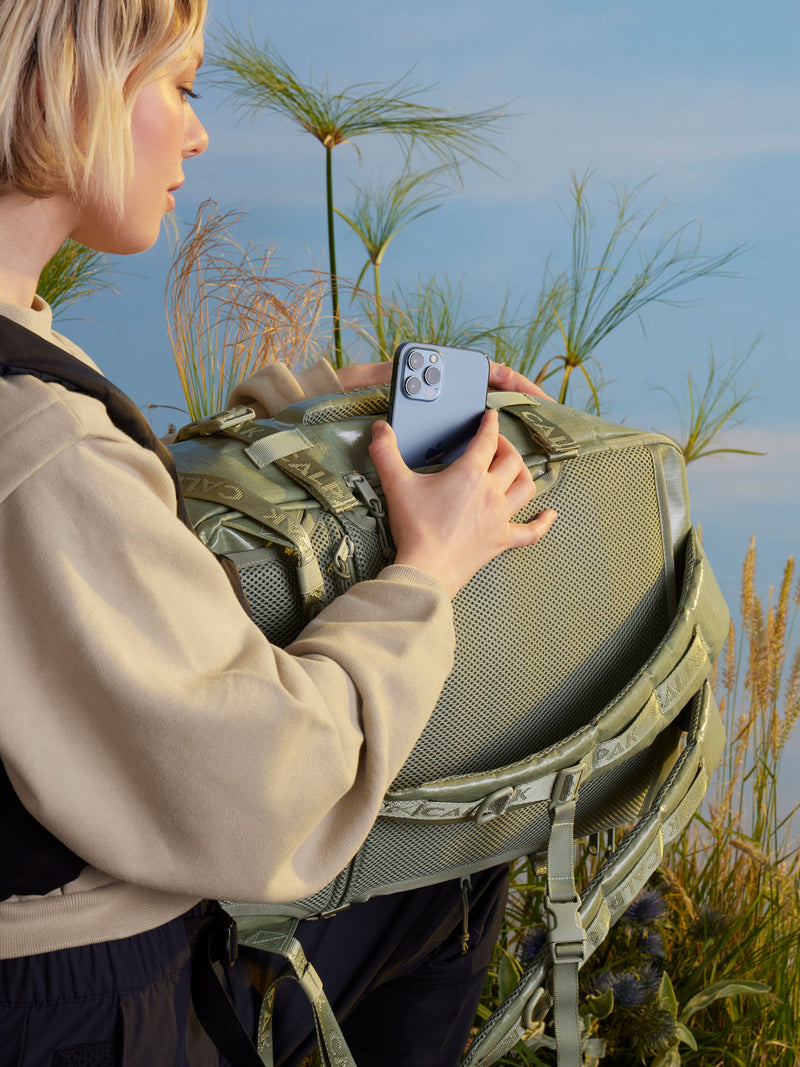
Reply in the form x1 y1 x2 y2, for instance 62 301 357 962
69 41 208 254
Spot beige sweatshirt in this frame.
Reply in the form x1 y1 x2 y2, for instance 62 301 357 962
0 300 455 959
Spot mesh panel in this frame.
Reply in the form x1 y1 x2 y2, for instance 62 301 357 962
302 393 388 424
338 734 678 903
238 513 386 645
234 439 681 912
392 446 669 787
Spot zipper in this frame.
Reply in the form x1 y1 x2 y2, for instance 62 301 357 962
460 876 472 954
344 473 392 558
331 533 355 581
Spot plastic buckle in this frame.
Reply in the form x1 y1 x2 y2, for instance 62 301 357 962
521 987 547 1029
211 915 239 968
473 785 516 825
549 763 584 812
196 405 255 436
543 895 587 965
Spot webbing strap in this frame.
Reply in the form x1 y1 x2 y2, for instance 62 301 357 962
486 392 579 460
254 935 357 1067
179 470 326 621
544 766 586 1067
244 428 360 515
245 427 312 465
379 623 712 825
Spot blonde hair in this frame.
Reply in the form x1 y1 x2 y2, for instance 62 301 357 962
0 0 207 211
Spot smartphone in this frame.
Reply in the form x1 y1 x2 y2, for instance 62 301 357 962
388 342 490 468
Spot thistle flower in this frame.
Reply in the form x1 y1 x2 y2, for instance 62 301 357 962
638 961 663 999
625 888 666 925
608 971 648 1008
635 927 665 958
689 906 729 941
631 1006 678 1057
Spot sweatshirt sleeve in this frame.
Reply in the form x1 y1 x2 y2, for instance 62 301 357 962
0 379 454 905
228 358 344 418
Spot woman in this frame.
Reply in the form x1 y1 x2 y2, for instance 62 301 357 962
0 1 556 1063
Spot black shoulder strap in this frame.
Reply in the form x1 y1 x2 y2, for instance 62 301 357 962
0 314 251 610
0 314 192 526
0 314 249 898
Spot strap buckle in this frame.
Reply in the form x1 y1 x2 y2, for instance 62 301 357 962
549 763 584 812
177 405 255 440
543 895 587 965
210 914 239 968
473 785 516 825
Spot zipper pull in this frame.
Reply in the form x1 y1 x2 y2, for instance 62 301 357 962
344 473 392 557
331 534 355 580
460 877 472 955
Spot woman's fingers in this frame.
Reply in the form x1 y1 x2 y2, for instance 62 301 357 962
488 360 554 402
511 507 558 549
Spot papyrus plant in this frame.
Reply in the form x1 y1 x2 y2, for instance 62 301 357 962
208 26 506 366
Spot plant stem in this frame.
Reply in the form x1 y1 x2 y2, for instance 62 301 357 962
325 146 342 366
373 260 385 357
558 362 573 405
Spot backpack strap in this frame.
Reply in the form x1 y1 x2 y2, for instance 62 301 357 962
0 314 252 615
462 679 725 1067
231 912 358 1067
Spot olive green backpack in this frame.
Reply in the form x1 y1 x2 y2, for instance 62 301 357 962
170 387 728 1067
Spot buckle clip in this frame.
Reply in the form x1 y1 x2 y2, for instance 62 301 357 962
211 915 239 968
549 763 584 812
176 405 255 441
473 785 516 825
543 895 587 965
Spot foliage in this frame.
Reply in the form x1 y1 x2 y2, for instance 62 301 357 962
535 169 745 412
475 543 800 1065
656 342 763 462
165 200 326 420
36 239 115 314
335 160 458 358
207 25 506 365
368 274 501 359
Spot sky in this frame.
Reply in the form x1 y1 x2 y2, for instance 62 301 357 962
61 1 800 799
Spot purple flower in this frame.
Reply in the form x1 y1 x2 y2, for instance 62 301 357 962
639 961 663 998
633 1006 677 1056
689 907 728 940
625 888 666 925
609 971 648 1008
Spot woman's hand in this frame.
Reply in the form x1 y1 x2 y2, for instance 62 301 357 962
369 411 556 600
337 358 554 400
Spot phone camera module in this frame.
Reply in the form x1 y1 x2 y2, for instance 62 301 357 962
404 375 422 396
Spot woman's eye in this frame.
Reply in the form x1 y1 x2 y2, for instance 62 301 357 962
180 86 201 101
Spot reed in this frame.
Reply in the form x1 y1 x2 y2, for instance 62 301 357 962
165 200 326 420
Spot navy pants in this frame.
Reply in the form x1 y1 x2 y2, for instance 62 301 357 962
0 866 508 1067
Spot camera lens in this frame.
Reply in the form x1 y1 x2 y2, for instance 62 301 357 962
423 365 441 386
407 350 425 370
404 375 422 396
